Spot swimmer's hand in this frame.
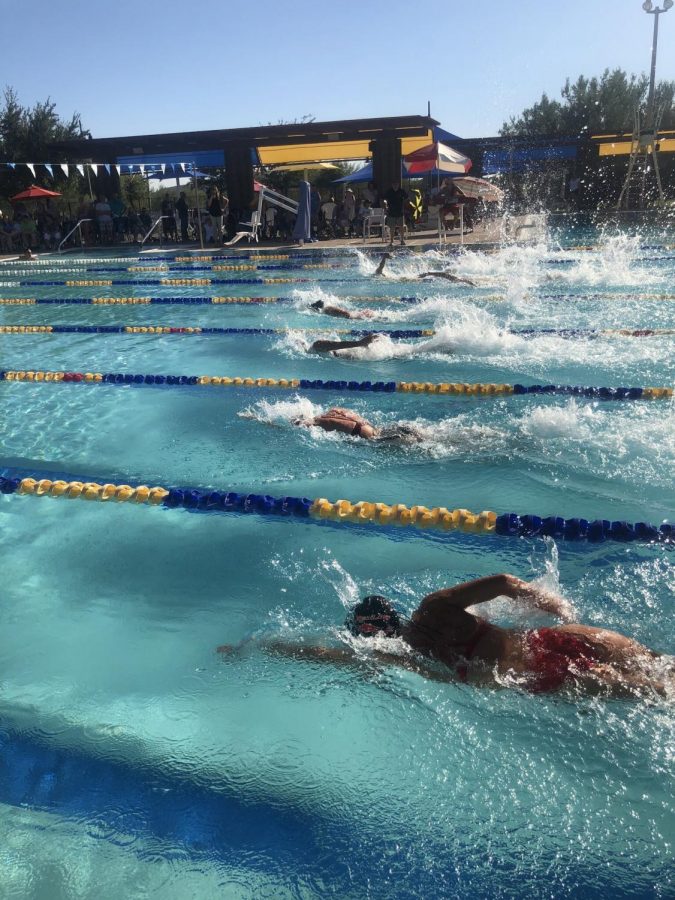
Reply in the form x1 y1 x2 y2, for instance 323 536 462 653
506 575 576 622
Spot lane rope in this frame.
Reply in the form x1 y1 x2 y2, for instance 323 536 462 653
1 369 672 399
0 325 673 339
0 473 669 544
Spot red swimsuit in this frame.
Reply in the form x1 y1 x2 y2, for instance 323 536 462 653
524 628 599 693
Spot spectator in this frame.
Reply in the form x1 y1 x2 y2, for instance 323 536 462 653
94 195 113 243
363 180 379 207
0 215 21 252
264 204 277 239
109 194 126 242
343 187 356 236
175 191 190 242
18 213 38 249
207 187 225 243
354 198 371 235
384 181 408 247
161 196 178 241
310 186 322 239
40 203 62 250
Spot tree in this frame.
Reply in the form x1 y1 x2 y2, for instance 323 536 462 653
501 68 675 137
0 86 89 209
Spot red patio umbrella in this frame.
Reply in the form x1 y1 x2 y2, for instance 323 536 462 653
10 185 62 202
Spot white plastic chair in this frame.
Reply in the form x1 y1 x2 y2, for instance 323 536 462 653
226 210 262 246
362 208 388 241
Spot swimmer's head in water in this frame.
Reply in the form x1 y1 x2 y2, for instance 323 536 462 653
310 300 325 310
346 595 402 637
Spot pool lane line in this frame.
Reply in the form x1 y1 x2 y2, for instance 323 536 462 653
0 263 353 275
1 325 674 339
12 278 326 287
0 296 464 308
0 325 436 338
0 473 670 544
1 369 672 400
3 292 675 306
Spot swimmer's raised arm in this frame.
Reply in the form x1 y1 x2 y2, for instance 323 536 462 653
373 252 391 276
421 573 575 620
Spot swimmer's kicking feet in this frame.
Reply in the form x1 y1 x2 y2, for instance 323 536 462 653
309 300 376 320
218 574 673 698
374 252 476 286
293 406 422 443
309 333 378 354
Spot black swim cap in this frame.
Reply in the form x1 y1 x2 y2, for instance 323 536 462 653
310 300 325 310
346 595 401 637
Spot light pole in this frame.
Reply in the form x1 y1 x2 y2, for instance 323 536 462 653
617 0 672 209
640 0 673 146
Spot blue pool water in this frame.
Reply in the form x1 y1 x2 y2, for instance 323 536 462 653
0 230 673 899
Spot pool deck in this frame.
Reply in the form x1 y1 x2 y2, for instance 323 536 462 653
0 216 546 261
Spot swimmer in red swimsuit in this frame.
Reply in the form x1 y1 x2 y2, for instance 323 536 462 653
218 574 672 698
293 407 422 443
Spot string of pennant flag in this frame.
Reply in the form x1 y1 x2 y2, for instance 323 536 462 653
1 162 200 178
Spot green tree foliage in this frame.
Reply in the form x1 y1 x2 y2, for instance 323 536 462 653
0 86 89 209
501 68 675 137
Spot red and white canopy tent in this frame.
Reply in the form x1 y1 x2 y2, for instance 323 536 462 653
403 141 472 176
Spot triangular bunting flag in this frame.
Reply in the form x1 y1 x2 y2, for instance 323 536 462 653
26 163 35 176
160 163 166 174
8 163 15 170
76 164 85 177
44 163 54 177
90 163 99 176
139 164 145 175
115 165 121 175
60 163 69 177
104 163 111 174
179 162 186 173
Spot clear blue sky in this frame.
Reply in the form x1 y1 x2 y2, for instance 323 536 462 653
4 0 675 141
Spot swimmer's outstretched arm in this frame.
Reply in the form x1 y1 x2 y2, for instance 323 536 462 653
217 639 454 682
422 574 575 621
419 272 476 286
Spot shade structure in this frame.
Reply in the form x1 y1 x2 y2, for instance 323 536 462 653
333 162 373 184
147 168 209 181
10 185 62 202
404 142 471 175
452 176 504 202
270 162 339 173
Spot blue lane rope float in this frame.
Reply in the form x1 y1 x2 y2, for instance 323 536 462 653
0 263 352 275
10 325 675 338
1 325 674 339
0 473 670 544
0 325 435 338
1 369 672 400
0 295 420 306
14 278 328 287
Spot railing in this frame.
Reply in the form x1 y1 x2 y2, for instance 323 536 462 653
58 218 92 253
140 215 171 248
257 186 299 217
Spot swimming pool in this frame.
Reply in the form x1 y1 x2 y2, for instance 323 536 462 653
0 229 673 899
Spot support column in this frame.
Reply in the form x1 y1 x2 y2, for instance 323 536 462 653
224 143 255 237
370 135 402 198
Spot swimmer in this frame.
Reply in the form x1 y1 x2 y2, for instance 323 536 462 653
309 333 379 354
309 300 376 320
374 252 476 286
20 248 36 261
218 574 672 698
293 406 422 443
